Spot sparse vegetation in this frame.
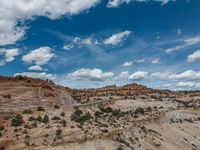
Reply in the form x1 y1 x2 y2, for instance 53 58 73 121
23 108 33 114
71 109 92 123
51 116 61 120
54 104 60 109
61 112 65 117
11 114 24 126
37 106 45 111
0 125 4 131
3 94 11 99
43 115 49 124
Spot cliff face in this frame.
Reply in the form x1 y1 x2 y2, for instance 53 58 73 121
0 76 75 112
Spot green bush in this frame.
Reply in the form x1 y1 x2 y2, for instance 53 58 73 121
71 109 92 123
51 116 61 120
42 115 49 124
23 109 33 114
37 106 45 111
29 116 36 121
37 115 42 122
134 107 144 115
54 105 60 109
60 112 65 117
11 114 24 126
3 94 11 99
0 125 4 131
61 120 67 127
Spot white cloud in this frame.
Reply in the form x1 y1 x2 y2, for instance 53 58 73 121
163 83 171 87
151 58 160 64
176 81 195 87
135 57 160 64
0 48 19 66
187 50 200 63
114 71 129 80
22 46 54 65
123 61 133 67
129 71 148 80
151 70 200 81
165 36 200 53
136 58 146 63
0 0 100 46
28 65 44 71
107 0 131 8
68 68 114 81
63 44 74 50
107 0 175 8
104 30 131 46
81 37 99 45
14 72 56 80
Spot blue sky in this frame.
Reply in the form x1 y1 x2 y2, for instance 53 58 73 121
1 0 200 90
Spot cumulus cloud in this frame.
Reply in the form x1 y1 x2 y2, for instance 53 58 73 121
187 50 200 62
74 37 99 45
107 0 175 8
165 36 200 53
151 70 200 81
114 71 129 80
68 68 114 81
22 47 54 65
129 71 148 80
0 48 19 66
0 0 100 46
123 61 133 67
14 72 56 80
104 30 131 46
176 81 195 87
28 65 44 71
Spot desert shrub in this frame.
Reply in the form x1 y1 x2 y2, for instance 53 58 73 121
71 109 83 122
61 120 66 127
56 128 62 136
112 109 121 117
82 112 92 121
44 134 49 138
134 107 144 115
29 116 36 121
11 114 24 126
94 111 101 118
0 125 4 131
71 110 92 123
60 112 65 117
15 75 24 80
101 107 113 113
37 106 45 111
43 115 49 124
3 94 11 99
54 105 60 109
37 115 42 122
23 109 33 114
117 145 123 150
146 106 152 112
118 138 130 147
51 116 61 120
